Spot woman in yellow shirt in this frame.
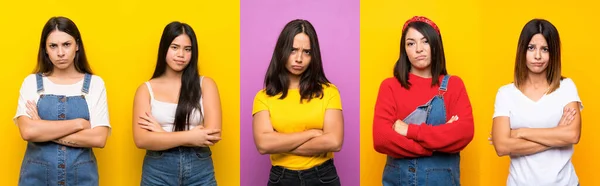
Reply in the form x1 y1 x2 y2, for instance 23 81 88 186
252 19 344 186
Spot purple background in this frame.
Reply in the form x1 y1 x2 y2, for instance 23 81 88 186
240 0 360 185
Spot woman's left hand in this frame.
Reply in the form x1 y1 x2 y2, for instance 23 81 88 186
139 112 166 132
26 100 40 120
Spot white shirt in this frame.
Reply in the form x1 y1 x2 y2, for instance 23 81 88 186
14 74 111 129
145 76 204 132
493 78 582 186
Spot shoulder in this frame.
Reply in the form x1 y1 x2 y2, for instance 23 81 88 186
90 75 106 87
135 81 151 97
200 76 217 89
559 77 577 89
496 82 517 97
18 74 38 92
21 74 37 85
254 89 268 99
323 83 340 92
381 77 400 87
445 75 466 89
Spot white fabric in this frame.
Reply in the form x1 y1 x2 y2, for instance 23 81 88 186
14 74 111 129
493 78 582 186
145 76 204 132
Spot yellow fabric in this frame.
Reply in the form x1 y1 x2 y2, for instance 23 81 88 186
252 84 342 170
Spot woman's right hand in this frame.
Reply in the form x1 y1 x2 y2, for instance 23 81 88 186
187 126 222 147
75 118 91 130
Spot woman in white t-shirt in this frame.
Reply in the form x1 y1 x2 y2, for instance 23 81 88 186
132 21 222 185
491 19 582 186
14 16 111 186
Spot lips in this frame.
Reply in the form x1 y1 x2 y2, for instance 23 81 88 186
292 65 303 70
530 63 545 66
415 55 427 60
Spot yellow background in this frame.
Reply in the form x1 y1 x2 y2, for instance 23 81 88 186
0 1 240 185
361 0 599 185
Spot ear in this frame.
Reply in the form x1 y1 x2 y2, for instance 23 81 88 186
76 40 79 52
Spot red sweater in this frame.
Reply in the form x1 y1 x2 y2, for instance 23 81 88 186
373 74 474 158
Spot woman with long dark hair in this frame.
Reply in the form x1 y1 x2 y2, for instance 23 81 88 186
252 19 344 186
373 16 474 186
14 16 111 186
132 21 222 186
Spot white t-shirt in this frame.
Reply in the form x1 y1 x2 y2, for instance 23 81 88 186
493 78 582 186
14 74 111 129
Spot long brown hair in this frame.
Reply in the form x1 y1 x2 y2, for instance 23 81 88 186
514 19 563 93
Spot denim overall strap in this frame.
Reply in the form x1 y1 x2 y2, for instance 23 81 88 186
36 73 44 93
81 73 92 94
438 74 451 96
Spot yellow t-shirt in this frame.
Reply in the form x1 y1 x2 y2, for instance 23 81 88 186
252 84 342 170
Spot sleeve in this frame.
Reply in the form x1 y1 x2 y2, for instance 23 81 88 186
405 76 475 153
89 77 111 129
252 90 269 115
492 86 511 118
13 75 39 124
325 85 342 110
561 78 583 110
372 79 433 158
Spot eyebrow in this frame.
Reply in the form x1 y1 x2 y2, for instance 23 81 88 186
171 44 192 48
48 41 72 45
528 44 549 47
406 37 427 41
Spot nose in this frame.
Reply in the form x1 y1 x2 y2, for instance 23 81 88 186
416 42 423 53
294 51 303 63
176 48 184 58
534 49 542 60
57 46 65 57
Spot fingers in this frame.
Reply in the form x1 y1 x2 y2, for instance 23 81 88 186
447 115 459 123
204 141 215 146
139 115 152 123
138 119 150 126
26 100 40 120
560 108 577 125
205 128 222 135
205 135 222 141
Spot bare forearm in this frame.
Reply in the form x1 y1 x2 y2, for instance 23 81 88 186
134 131 192 151
255 131 316 154
495 138 550 156
54 127 109 148
17 118 83 142
517 127 578 147
289 133 342 156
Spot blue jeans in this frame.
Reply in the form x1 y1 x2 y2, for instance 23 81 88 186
268 159 340 186
141 147 216 186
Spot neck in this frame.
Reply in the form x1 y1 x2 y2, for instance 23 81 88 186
410 67 432 78
526 71 548 88
51 66 81 78
288 74 301 89
163 67 183 81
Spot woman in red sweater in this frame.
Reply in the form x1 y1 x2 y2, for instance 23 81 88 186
372 16 474 186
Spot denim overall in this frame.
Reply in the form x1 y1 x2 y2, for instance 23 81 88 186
141 147 216 186
19 73 98 186
383 75 460 186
